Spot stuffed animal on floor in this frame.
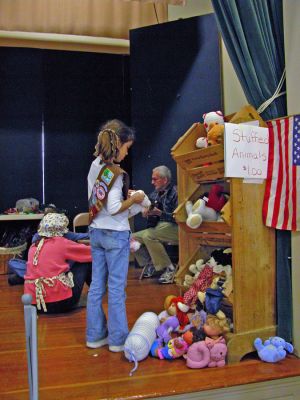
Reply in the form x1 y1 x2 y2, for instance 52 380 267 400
254 336 294 363
158 295 190 330
156 316 180 345
151 337 189 360
203 315 230 342
185 339 227 368
124 311 160 376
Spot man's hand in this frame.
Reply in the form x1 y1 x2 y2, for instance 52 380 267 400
148 207 162 217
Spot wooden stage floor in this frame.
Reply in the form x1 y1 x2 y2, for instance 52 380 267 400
1 265 300 400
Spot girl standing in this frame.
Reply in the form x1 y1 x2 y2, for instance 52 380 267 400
86 119 144 352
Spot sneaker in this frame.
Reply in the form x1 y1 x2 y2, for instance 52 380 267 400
158 267 176 284
86 337 108 349
109 345 124 352
142 264 156 278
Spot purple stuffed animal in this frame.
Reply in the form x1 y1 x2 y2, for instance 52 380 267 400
156 316 179 345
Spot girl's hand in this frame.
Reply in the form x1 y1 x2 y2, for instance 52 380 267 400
131 191 145 204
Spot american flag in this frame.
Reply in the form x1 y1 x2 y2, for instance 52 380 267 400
262 115 300 231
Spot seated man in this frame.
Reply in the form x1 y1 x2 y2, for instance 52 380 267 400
132 165 178 284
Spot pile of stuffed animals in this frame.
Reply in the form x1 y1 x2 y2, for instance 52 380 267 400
186 183 230 229
123 248 235 375
124 247 294 375
149 294 230 368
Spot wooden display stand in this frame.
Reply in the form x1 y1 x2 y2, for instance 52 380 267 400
171 109 276 364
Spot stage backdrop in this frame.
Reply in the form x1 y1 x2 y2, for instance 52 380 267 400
130 14 222 230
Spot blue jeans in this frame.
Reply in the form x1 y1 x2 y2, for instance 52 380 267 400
86 228 130 347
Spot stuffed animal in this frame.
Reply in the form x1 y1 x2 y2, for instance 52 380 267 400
203 111 225 132
203 314 230 341
206 184 227 212
130 190 151 209
124 311 160 376
183 264 214 308
151 337 189 360
185 200 202 229
195 136 208 149
158 295 190 329
156 316 180 345
202 111 225 147
207 123 225 146
197 277 226 320
183 259 206 288
254 336 294 363
185 198 218 229
185 340 227 368
208 342 227 367
158 295 177 322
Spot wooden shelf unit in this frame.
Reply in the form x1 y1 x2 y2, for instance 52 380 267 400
171 121 276 364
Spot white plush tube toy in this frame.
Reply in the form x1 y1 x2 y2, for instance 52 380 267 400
186 200 203 229
124 312 160 376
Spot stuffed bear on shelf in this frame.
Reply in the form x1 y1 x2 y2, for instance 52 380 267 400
203 111 225 146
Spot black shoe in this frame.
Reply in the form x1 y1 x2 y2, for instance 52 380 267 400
8 273 25 286
143 264 156 278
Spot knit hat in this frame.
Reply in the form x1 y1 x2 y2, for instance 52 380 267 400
33 213 69 266
38 213 69 238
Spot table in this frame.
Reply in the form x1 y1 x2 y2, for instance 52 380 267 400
0 214 44 221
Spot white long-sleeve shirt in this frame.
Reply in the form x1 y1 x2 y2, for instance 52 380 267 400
88 157 143 231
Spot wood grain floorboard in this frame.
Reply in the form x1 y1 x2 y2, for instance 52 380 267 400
0 266 300 399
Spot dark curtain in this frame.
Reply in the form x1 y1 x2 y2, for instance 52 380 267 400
211 0 286 121
43 51 131 222
0 48 43 212
130 15 222 231
212 0 291 341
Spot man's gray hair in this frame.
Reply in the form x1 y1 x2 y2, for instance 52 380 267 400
153 165 172 182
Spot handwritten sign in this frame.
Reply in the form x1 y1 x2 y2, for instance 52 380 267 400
224 123 269 179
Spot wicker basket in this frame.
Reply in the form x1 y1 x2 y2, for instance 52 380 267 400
0 242 27 275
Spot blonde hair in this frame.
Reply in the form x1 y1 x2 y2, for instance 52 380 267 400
94 119 135 160
94 128 119 161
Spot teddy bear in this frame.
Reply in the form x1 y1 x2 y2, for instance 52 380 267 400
207 123 225 146
202 111 225 147
195 111 225 149
203 111 225 131
254 336 294 363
